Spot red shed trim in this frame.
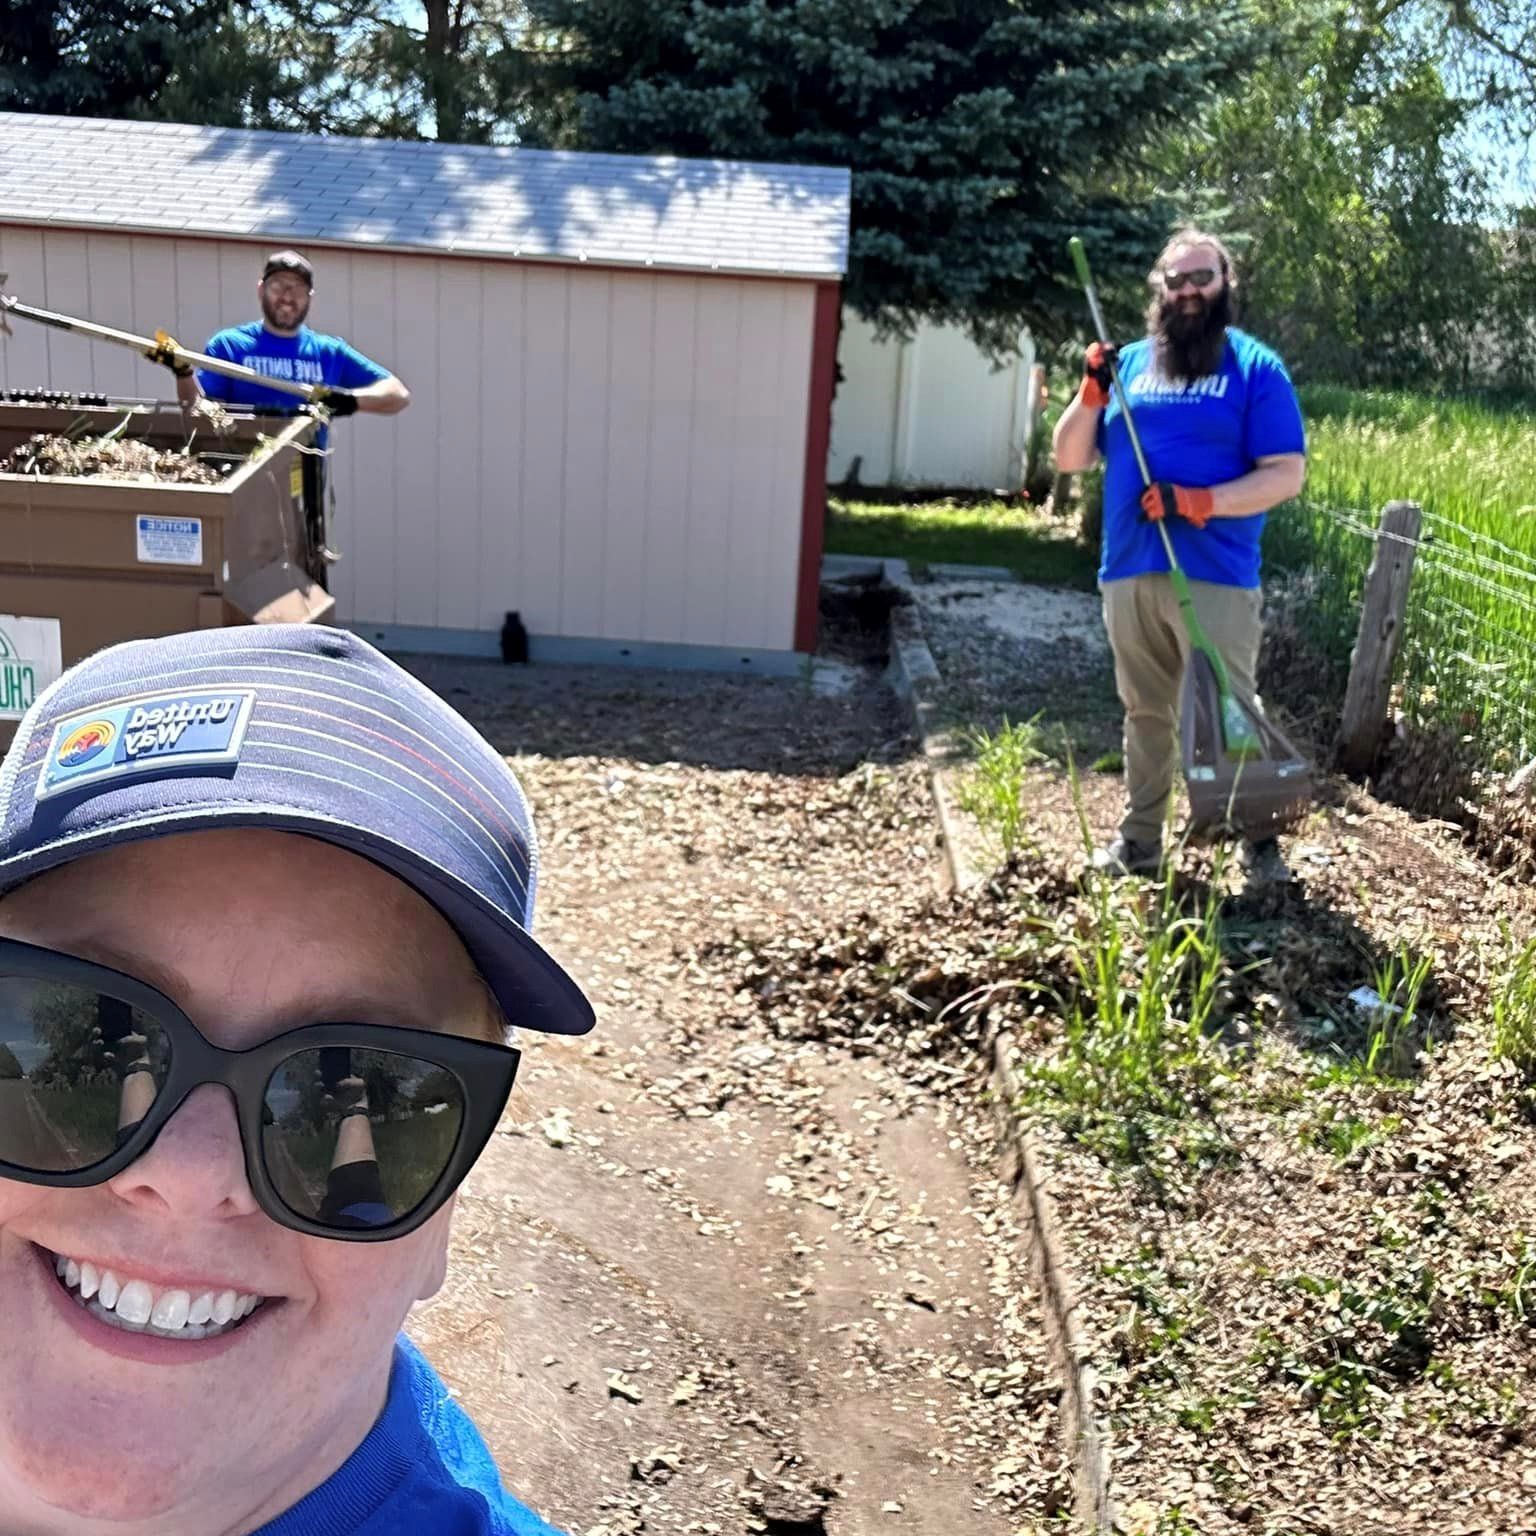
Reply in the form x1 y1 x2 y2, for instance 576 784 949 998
794 280 840 654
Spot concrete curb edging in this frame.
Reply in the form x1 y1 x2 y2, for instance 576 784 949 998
880 563 990 893
872 558 1116 1532
991 1033 1116 1534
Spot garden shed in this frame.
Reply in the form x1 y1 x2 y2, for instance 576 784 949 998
0 112 851 671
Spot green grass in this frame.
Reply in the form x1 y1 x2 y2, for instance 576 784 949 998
269 1111 459 1216
1490 926 1536 1078
955 715 1049 859
825 493 1099 589
1021 767 1235 1182
1267 386 1536 769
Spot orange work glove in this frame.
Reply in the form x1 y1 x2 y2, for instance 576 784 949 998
1141 481 1215 528
1079 341 1117 409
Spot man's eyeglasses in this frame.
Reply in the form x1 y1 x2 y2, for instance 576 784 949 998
0 938 520 1242
1163 268 1218 292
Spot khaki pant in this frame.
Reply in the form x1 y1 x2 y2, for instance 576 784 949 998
1102 574 1264 847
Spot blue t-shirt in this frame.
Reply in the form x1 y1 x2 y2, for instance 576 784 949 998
1095 328 1306 589
253 1335 567 1536
197 322 389 413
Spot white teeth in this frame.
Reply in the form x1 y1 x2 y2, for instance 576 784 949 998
50 1252 264 1339
150 1290 191 1331
114 1280 154 1327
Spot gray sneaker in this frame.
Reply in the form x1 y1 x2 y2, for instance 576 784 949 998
1090 836 1163 878
1241 837 1291 884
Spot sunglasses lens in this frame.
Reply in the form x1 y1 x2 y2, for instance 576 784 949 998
0 977 171 1172
262 1048 465 1231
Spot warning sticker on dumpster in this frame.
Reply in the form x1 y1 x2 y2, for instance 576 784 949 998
0 617 62 721
136 516 203 566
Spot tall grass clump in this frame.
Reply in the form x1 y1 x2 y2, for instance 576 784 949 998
1490 926 1536 1078
1023 767 1233 1180
956 715 1048 859
1267 387 1536 771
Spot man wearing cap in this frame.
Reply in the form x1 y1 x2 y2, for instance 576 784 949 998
172 250 411 421
0 623 588 1534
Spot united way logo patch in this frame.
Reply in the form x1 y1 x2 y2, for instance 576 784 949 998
56 720 117 768
38 690 256 800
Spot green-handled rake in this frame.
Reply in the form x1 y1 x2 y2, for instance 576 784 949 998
1067 236 1313 840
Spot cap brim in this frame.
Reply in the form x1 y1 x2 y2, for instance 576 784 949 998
0 805 595 1038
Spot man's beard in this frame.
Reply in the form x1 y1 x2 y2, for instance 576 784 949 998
260 292 311 332
1149 285 1233 384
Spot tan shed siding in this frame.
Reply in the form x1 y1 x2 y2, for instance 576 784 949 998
560 271 611 637
733 282 813 651
643 275 698 644
0 227 813 654
600 273 656 641
338 256 403 627
476 261 527 634
435 262 484 632
383 257 439 628
0 228 48 385
683 280 742 647
518 265 570 634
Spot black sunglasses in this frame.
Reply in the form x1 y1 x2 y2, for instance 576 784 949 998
1163 267 1218 291
0 938 520 1242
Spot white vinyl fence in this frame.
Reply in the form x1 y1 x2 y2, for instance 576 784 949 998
827 310 1037 492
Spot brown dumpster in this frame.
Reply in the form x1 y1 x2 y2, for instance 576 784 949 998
0 401 334 744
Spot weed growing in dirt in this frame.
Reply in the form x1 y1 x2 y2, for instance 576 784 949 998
956 715 1048 859
1368 942 1434 1058
1489 1234 1536 1323
1256 1261 1436 1440
1103 1247 1204 1384
1302 939 1438 1085
1020 766 1235 1183
1490 927 1536 1077
1297 1106 1403 1160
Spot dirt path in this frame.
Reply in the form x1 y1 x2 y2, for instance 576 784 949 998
401 659 1067 1535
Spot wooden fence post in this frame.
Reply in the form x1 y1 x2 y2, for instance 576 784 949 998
1338 499 1423 777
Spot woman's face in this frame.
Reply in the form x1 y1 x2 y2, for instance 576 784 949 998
0 828 493 1534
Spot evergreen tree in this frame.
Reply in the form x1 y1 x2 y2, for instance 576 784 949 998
513 0 1270 352
0 0 230 117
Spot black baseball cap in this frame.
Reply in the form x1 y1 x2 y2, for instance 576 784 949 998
262 250 315 286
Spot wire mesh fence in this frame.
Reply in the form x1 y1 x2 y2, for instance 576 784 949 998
1265 495 1536 773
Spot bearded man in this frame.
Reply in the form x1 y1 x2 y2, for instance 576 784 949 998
1052 229 1307 883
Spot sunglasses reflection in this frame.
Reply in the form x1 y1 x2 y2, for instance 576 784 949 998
95 1007 387 1225
2 982 463 1232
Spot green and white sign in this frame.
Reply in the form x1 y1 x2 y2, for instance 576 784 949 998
0 618 63 721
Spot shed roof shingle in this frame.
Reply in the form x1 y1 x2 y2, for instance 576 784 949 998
0 113 851 280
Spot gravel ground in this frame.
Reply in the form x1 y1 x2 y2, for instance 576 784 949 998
395 649 1071 1535
912 576 1122 766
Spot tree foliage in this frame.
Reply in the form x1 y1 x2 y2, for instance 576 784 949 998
245 0 532 143
512 0 1271 353
1132 0 1536 387
0 0 230 116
